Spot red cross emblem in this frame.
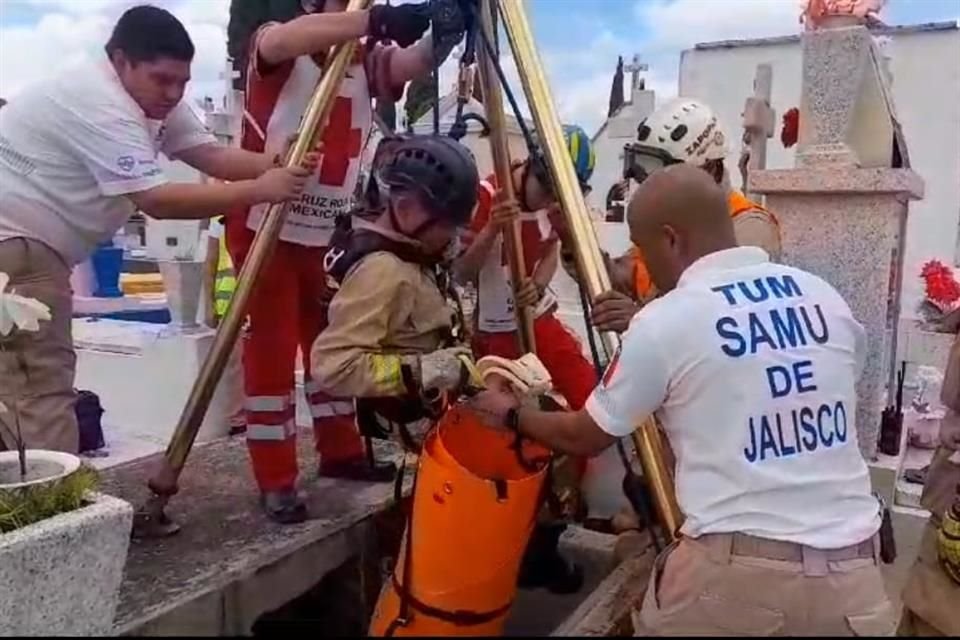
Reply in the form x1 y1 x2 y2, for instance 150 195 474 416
318 97 363 187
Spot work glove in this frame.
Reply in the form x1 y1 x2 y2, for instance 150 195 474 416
418 346 473 393
368 3 431 48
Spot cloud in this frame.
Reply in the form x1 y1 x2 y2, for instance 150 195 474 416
25 0 123 14
0 1 643 136
0 0 229 105
635 0 803 54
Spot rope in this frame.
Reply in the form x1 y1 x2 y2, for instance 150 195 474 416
470 4 539 159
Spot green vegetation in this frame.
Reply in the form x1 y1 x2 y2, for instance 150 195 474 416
0 466 100 534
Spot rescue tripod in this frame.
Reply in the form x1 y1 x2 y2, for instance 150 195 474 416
131 0 682 554
454 2 676 551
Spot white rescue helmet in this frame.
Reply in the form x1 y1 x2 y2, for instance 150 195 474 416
635 98 728 165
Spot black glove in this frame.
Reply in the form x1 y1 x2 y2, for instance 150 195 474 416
368 3 431 48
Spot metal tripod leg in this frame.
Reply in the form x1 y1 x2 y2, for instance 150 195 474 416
496 0 683 542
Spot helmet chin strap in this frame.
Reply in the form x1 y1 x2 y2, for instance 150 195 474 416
387 201 445 262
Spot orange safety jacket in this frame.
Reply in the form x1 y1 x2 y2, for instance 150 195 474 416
630 191 779 301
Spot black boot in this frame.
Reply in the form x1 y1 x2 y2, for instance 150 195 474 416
319 458 397 483
261 488 308 525
518 523 584 595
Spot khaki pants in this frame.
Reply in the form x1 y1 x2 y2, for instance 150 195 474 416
0 238 78 453
635 534 897 636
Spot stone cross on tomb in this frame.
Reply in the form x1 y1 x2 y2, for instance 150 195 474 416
624 54 648 93
741 64 775 198
742 64 775 170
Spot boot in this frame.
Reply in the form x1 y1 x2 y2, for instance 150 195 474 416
319 457 398 483
518 522 584 595
261 488 308 525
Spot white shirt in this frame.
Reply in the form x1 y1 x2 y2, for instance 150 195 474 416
586 247 881 548
0 56 215 265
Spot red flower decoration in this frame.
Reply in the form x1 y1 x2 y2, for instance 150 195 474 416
920 260 960 307
781 108 800 148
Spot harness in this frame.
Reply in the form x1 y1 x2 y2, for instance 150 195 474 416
322 214 466 454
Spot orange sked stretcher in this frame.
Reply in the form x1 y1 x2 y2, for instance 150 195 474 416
369 404 550 637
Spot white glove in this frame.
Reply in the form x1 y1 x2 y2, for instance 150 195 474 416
418 346 472 392
476 353 553 396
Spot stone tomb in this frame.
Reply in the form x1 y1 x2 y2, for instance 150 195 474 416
752 23 924 460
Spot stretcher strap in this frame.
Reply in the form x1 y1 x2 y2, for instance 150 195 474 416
390 575 514 627
385 467 417 637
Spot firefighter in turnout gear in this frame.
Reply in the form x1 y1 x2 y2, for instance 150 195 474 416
224 0 463 523
310 135 477 454
592 98 783 335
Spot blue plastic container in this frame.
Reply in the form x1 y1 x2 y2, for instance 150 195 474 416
91 241 124 298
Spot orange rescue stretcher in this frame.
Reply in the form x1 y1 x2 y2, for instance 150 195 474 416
368 403 551 637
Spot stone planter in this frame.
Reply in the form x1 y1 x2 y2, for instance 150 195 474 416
158 259 204 331
0 449 80 488
0 490 132 636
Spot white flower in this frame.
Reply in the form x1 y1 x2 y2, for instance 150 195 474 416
0 272 52 337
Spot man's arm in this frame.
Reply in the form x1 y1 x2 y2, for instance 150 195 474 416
469 311 670 456
533 239 560 292
519 407 616 458
453 221 500 284
127 181 255 220
177 144 274 182
386 35 435 86
257 11 369 66
453 194 514 284
126 162 312 220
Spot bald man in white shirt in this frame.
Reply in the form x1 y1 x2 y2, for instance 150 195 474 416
0 5 318 454
469 164 894 636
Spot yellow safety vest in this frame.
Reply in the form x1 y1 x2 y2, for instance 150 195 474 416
214 230 236 319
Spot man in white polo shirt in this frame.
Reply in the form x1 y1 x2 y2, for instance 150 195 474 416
0 5 317 454
468 164 894 636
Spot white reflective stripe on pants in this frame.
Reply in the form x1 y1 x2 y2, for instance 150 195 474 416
246 420 297 441
310 400 355 418
244 393 295 413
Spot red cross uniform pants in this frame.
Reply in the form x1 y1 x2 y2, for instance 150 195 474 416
472 313 597 479
226 222 365 492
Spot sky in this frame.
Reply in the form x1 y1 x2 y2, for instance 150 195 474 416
1 0 958 135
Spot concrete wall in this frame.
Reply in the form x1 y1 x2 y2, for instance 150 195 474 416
677 25 960 322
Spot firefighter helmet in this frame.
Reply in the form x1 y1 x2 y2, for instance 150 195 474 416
378 135 480 227
635 98 728 165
